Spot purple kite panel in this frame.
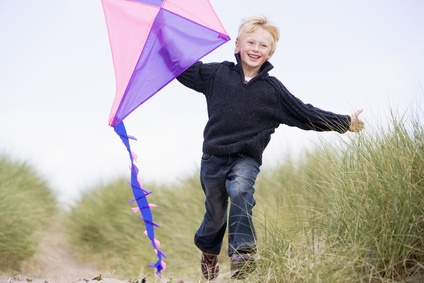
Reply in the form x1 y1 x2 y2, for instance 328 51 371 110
135 0 163 7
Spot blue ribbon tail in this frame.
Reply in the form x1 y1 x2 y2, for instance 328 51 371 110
113 121 164 275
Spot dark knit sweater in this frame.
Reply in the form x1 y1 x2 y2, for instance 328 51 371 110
177 53 351 165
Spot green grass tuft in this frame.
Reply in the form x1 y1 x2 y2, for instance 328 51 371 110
0 155 57 271
247 109 424 282
66 174 207 280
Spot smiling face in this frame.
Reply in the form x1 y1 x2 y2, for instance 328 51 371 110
235 27 275 77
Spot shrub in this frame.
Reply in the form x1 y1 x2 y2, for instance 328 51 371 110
0 155 57 271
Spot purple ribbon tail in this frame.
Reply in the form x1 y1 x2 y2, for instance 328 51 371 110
114 121 164 275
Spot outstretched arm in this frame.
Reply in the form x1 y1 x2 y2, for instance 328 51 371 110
349 109 364 132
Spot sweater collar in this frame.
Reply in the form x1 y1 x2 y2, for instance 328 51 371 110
234 52 274 79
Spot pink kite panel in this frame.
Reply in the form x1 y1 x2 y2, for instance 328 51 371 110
163 0 227 34
102 0 159 124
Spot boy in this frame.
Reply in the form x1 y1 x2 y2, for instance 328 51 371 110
177 16 364 280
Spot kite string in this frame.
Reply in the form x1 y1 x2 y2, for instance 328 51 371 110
113 121 166 275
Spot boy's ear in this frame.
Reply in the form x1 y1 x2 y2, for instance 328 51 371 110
235 39 240 52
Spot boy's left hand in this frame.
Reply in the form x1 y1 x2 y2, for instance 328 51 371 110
349 109 364 132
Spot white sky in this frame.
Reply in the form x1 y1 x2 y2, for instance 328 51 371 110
1 0 423 205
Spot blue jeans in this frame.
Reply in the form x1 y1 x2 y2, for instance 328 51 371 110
194 153 260 256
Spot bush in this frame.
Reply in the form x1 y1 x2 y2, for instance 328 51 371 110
66 173 207 280
0 155 57 271
249 110 424 282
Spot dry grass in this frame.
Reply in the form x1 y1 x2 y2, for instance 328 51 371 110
2 108 424 283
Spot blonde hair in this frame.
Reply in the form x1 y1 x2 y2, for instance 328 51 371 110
237 16 280 55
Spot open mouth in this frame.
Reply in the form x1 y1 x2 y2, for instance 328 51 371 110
248 54 260 60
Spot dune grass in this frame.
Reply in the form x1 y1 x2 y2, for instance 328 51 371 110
249 111 424 282
66 174 208 280
69 108 424 282
1 105 422 282
66 109 424 282
0 155 57 272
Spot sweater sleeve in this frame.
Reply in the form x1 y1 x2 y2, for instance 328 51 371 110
274 80 351 133
177 61 221 93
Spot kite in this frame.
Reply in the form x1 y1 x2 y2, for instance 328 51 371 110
101 0 230 275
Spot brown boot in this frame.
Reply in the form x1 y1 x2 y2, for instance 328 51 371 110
201 252 219 280
230 252 255 279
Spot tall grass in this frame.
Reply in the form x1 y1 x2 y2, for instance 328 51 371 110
66 174 208 280
250 111 424 282
0 155 57 271
68 109 424 282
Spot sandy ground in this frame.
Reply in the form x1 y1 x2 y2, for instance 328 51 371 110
0 278 131 283
0 220 149 283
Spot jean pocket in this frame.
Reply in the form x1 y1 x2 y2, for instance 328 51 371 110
201 153 213 162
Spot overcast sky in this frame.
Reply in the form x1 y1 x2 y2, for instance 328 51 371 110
1 0 423 205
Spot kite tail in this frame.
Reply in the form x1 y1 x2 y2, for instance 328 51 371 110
114 122 166 275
